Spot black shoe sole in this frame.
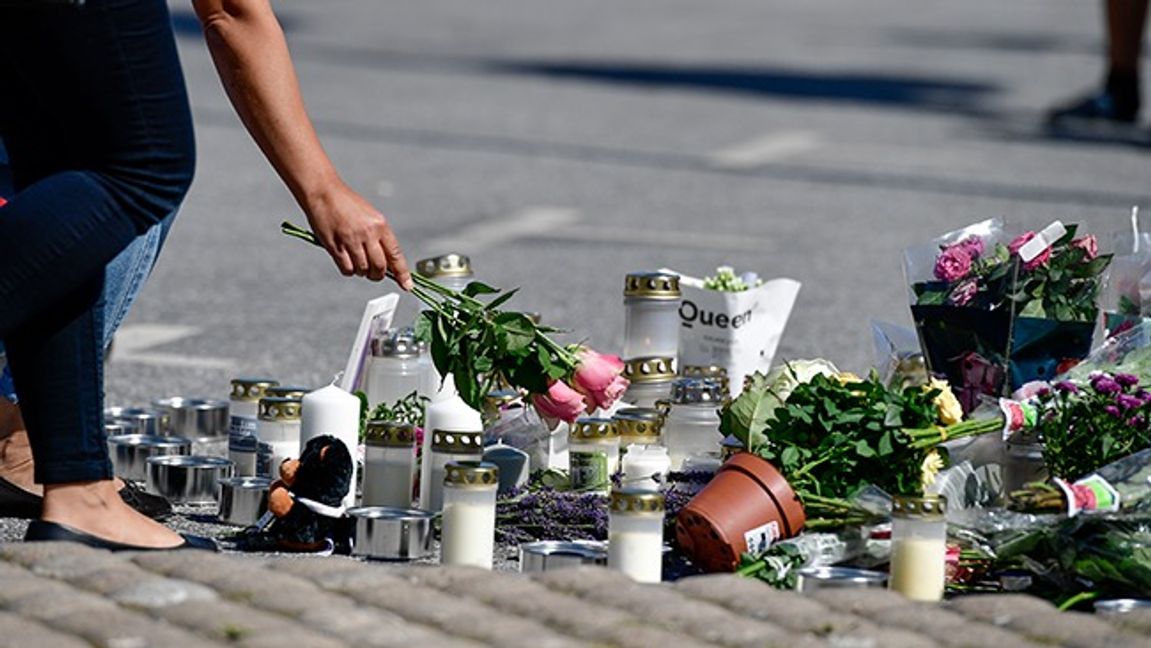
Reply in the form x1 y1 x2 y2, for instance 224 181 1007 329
24 520 217 552
0 477 173 521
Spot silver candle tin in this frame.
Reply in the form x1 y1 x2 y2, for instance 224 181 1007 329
795 566 888 592
105 407 170 436
1095 599 1151 616
145 455 234 504
347 506 436 560
216 476 272 526
519 541 608 573
107 434 192 482
153 397 230 439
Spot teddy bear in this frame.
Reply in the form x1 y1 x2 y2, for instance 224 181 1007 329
266 434 353 553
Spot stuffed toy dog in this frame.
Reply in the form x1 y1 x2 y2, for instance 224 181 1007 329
266 435 352 552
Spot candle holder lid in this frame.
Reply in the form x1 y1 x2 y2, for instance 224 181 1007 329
623 357 676 383
892 494 947 520
231 378 280 402
614 408 664 439
263 385 312 400
624 272 681 299
682 365 730 395
365 420 417 447
258 397 302 422
431 430 484 454
570 417 619 441
671 377 725 405
444 460 500 489
416 253 472 278
370 327 424 358
610 488 665 513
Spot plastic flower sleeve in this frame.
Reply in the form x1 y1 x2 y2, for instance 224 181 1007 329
1101 228 1151 338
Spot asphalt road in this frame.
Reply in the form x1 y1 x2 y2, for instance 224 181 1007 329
102 0 1151 407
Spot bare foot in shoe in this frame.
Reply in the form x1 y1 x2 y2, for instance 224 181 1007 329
42 480 183 548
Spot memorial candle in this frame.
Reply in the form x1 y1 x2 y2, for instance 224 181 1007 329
301 384 361 508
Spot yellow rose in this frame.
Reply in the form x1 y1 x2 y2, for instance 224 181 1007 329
927 378 963 426
834 371 863 385
920 449 945 491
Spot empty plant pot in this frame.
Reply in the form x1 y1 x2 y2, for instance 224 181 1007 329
676 452 805 572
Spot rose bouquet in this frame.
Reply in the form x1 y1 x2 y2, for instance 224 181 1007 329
906 220 1110 412
282 222 627 422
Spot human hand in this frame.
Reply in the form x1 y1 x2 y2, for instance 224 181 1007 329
303 181 412 289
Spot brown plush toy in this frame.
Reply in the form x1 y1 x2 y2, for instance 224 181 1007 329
265 435 353 552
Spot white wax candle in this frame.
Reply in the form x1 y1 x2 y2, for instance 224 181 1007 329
362 445 415 508
440 488 496 569
889 537 946 601
608 516 663 583
300 384 361 508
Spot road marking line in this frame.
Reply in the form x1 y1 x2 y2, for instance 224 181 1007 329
111 324 234 370
424 206 581 252
708 131 821 170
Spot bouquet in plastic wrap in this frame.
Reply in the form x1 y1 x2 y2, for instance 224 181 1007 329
906 220 1109 413
1100 208 1151 338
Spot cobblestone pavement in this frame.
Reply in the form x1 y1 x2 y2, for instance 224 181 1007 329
2 541 1150 648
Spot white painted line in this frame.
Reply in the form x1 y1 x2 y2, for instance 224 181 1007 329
111 324 234 370
539 227 775 253
708 131 821 170
424 206 581 252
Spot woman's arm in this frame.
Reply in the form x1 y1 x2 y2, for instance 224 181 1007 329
191 0 411 288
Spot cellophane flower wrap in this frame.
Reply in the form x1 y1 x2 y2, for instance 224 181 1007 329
1100 228 1151 338
905 220 1110 413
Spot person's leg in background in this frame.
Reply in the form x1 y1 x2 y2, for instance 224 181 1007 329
0 0 197 547
1049 0 1149 125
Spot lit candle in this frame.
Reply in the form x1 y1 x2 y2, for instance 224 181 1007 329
301 384 361 508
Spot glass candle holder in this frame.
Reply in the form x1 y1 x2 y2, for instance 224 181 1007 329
662 378 724 470
366 328 427 408
623 272 681 360
569 418 620 493
614 407 665 447
441 460 500 569
621 357 676 408
681 365 730 400
889 495 948 602
256 397 301 477
229 377 279 437
362 420 417 508
608 488 665 583
416 253 474 293
426 429 484 512
620 444 671 492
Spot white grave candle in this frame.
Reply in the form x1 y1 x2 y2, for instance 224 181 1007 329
301 384 361 508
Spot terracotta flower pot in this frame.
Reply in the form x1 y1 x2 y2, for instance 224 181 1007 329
676 452 806 572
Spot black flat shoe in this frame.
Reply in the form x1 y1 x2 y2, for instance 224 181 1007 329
24 520 218 552
0 476 41 519
0 477 173 521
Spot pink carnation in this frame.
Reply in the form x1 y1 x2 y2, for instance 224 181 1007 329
933 245 973 283
571 348 629 412
1072 235 1098 260
1008 231 1051 271
532 380 587 424
958 236 985 258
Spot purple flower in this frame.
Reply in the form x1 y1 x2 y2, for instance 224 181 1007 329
1115 373 1140 388
934 245 973 283
1129 415 1147 428
947 278 979 306
1117 394 1143 410
1137 389 1151 403
959 236 985 259
1105 405 1122 418
1092 376 1122 395
1054 381 1079 394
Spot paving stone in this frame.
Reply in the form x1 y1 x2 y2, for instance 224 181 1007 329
267 556 370 588
0 541 125 579
998 611 1151 648
538 566 805 648
1102 608 1151 635
302 567 415 593
236 630 350 648
0 610 92 648
0 560 32 579
676 574 836 627
111 577 219 608
395 564 500 589
809 587 917 616
946 594 1057 625
2 580 119 621
296 605 486 648
69 565 161 595
346 578 587 648
150 599 333 645
49 606 225 648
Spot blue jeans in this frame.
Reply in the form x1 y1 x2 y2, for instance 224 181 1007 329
0 0 194 484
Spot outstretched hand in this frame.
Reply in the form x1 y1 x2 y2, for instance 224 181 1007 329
304 181 412 289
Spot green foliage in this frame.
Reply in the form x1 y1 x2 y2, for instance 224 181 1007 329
367 390 428 427
1036 379 1151 480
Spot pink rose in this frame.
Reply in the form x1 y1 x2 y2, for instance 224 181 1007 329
1072 235 1098 260
947 278 978 306
933 245 973 283
532 380 587 424
1008 231 1051 271
958 236 985 258
571 348 630 412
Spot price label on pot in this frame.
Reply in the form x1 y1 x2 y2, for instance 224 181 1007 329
570 451 609 492
744 520 781 554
